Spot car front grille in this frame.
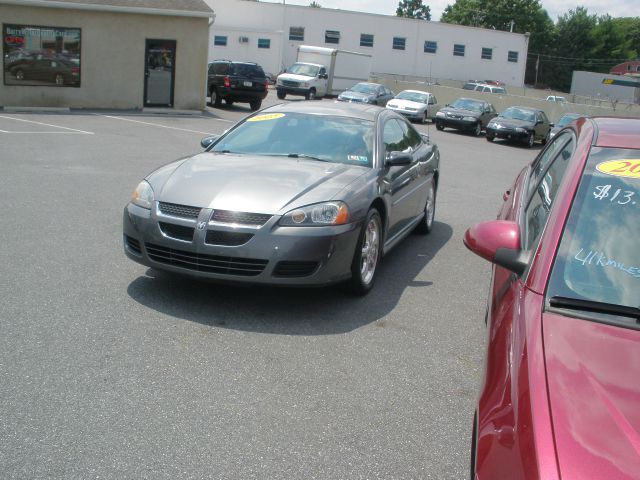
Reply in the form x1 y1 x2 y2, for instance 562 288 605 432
272 261 319 278
281 80 299 87
145 243 268 276
205 230 254 246
211 210 272 226
159 222 195 242
158 202 201 219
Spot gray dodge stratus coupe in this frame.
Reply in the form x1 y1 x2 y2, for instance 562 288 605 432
123 101 440 294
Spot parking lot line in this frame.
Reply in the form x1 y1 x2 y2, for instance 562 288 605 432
101 114 231 134
0 115 94 134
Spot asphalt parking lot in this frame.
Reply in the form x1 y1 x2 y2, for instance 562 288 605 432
0 91 539 479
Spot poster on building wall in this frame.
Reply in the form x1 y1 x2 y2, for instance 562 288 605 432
3 24 81 87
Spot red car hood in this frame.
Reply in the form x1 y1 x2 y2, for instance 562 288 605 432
543 312 640 479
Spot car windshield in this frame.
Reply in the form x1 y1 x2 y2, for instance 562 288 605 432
396 91 428 103
557 114 580 128
287 63 319 77
211 112 374 167
501 107 535 122
350 83 377 94
546 147 640 313
450 99 483 112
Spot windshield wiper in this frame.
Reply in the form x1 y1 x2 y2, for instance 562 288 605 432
287 153 329 162
549 296 640 321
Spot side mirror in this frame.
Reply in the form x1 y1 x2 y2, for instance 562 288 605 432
385 151 412 166
549 123 555 128
200 135 220 149
420 133 430 144
463 220 529 275
322 73 328 79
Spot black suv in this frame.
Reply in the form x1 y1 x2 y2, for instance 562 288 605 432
207 60 268 111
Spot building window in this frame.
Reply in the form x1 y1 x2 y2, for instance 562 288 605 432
289 26 304 41
214 35 227 46
481 47 492 60
393 37 406 50
325 30 340 44
453 44 465 56
3 24 81 87
258 38 270 49
424 40 437 54
360 33 374 47
508 51 519 63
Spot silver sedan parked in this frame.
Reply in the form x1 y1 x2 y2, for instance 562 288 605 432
123 102 440 294
386 90 440 124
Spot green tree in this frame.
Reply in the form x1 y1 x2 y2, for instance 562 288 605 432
441 0 554 86
309 1 322 7
396 0 431 21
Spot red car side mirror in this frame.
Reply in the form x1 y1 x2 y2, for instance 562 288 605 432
463 220 529 275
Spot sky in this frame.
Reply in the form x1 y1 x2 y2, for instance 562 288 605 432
266 0 635 22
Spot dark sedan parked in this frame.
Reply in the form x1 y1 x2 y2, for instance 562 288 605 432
486 106 553 147
434 98 497 136
336 82 395 106
123 102 440 294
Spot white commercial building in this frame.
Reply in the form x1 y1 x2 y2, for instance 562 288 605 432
204 0 530 87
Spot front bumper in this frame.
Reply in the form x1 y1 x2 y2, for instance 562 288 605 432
436 116 478 130
123 203 361 286
276 86 311 97
387 107 424 120
486 126 529 142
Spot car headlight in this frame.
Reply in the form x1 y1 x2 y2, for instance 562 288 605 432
515 127 527 133
279 201 349 226
301 82 309 88
463 116 476 122
131 180 154 209
435 111 445 118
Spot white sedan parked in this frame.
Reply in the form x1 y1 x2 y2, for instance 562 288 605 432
386 90 440 124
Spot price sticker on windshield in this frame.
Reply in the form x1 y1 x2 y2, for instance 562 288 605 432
596 159 640 179
247 113 285 122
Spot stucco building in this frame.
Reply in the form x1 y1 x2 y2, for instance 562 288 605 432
1 0 214 109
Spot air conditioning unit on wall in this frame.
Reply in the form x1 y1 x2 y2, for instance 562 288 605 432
239 36 249 44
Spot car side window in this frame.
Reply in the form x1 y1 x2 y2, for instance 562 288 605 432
524 135 575 249
528 131 572 196
319 67 326 77
383 119 409 153
399 120 422 150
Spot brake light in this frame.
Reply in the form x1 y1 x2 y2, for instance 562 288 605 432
223 75 230 87
264 78 269 88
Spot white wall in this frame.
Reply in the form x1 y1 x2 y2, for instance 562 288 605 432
205 0 529 87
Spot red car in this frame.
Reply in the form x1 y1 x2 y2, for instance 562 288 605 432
464 116 640 480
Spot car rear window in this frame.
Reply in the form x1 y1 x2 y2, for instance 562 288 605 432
230 63 265 77
546 147 640 310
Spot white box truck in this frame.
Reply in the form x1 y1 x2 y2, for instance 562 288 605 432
276 45 372 100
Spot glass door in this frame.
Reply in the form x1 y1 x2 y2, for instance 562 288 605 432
144 39 176 107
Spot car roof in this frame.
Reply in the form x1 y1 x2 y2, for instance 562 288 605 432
400 89 429 94
592 117 640 149
260 100 382 122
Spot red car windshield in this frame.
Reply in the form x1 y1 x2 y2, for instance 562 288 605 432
546 147 640 317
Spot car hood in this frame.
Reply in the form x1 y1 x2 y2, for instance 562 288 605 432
278 72 314 82
490 117 534 129
339 91 374 102
156 152 368 214
439 106 480 118
387 99 426 110
543 312 640 479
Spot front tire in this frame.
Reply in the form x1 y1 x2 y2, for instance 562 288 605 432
415 179 436 234
306 88 316 100
348 209 382 295
276 89 286 100
473 122 482 136
435 120 444 131
526 132 535 148
486 133 494 142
